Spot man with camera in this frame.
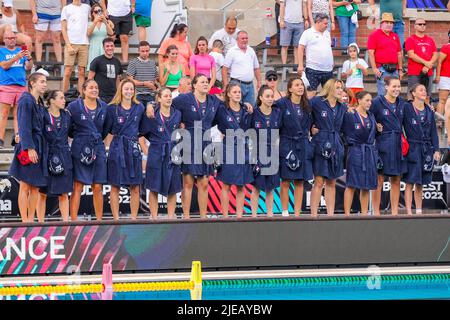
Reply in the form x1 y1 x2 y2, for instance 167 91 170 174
0 31 33 149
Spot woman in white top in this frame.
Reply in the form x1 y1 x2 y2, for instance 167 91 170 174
0 1 33 53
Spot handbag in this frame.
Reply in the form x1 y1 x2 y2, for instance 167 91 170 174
401 133 409 157
17 149 32 166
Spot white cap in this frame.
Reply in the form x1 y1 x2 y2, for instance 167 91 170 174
348 42 360 54
442 164 450 183
3 0 13 7
35 68 50 77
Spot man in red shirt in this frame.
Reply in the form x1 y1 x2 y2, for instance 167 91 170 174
367 12 403 96
405 18 438 101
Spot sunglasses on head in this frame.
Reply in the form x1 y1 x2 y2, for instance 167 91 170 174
266 77 277 81
93 10 102 13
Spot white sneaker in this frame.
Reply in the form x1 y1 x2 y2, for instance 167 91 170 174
281 210 290 217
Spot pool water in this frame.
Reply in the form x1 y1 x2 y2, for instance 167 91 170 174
4 276 450 300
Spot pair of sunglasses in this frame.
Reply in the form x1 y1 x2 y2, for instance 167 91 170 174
266 77 277 82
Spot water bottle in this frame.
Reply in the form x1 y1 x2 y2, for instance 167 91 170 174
265 33 271 46
264 7 273 46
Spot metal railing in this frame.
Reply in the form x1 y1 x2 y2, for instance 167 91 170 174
219 0 265 24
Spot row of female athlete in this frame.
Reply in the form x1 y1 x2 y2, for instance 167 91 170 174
9 71 440 223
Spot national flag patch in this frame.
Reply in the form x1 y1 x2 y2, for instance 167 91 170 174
412 119 417 124
355 123 361 129
321 111 327 117
255 121 262 128
383 109 390 116
158 126 165 132
227 116 233 122
118 116 125 124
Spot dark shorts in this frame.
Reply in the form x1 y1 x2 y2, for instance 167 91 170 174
110 13 133 36
305 68 333 91
407 74 433 96
133 14 151 27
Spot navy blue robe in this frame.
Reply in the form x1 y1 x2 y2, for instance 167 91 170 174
251 106 282 191
275 97 314 181
67 98 109 185
105 103 145 187
140 107 182 196
213 103 254 186
402 102 439 185
41 109 73 195
369 95 407 176
310 96 346 180
9 92 47 187
342 111 379 190
172 93 221 177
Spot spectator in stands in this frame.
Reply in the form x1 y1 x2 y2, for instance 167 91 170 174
279 0 309 65
333 0 361 48
446 97 450 149
171 76 191 98
209 39 224 85
209 16 240 56
134 0 152 42
367 13 403 96
159 45 184 91
87 3 115 71
61 0 90 94
307 0 335 31
435 30 450 116
297 13 334 98
127 40 158 107
0 1 33 54
223 30 261 105
274 0 281 47
368 0 407 46
30 0 63 65
405 18 437 102
100 0 134 63
265 70 285 100
88 37 124 103
0 31 33 149
190 37 216 91
341 43 368 101
158 23 193 77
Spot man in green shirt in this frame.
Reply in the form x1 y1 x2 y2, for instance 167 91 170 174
369 0 407 46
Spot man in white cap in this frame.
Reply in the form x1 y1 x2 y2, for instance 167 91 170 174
367 12 403 96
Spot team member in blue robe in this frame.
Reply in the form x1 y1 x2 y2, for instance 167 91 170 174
275 77 314 217
403 84 440 215
146 74 222 219
105 79 145 221
369 77 406 216
250 85 282 217
36 90 73 223
214 83 253 218
343 91 382 216
8 73 48 223
140 87 182 219
310 79 347 217
67 79 109 221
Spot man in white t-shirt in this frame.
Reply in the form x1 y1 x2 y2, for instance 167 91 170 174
297 13 334 97
279 0 309 65
209 16 240 56
100 0 135 63
222 31 261 105
61 0 90 93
